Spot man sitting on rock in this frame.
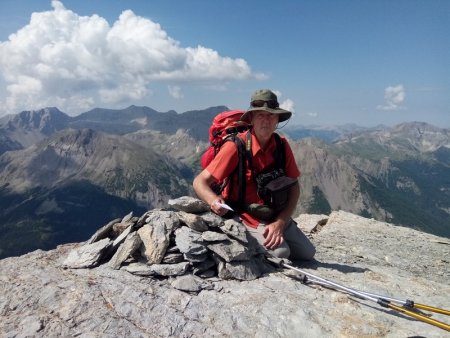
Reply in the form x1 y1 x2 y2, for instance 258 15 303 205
193 89 315 261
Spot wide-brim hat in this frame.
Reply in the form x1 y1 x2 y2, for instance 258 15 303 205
240 89 292 123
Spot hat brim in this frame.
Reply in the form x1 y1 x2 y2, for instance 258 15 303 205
240 106 292 123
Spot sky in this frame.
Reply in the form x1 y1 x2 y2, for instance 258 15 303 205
0 0 449 127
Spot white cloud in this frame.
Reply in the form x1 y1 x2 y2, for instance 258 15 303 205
168 85 183 99
280 98 295 113
269 90 296 113
0 1 259 115
377 84 406 111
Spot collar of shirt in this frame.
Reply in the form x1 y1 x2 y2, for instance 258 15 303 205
250 131 277 157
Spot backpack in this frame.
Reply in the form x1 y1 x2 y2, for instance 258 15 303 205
200 110 249 169
200 110 250 207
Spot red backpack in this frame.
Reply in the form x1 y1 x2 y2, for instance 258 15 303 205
200 110 250 169
200 110 250 202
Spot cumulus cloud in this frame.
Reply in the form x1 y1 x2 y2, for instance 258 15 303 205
280 98 295 113
0 1 257 115
377 84 406 111
271 90 295 113
168 85 183 99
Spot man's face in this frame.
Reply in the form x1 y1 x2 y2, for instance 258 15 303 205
251 111 279 137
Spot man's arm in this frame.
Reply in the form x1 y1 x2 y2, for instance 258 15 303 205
193 169 228 216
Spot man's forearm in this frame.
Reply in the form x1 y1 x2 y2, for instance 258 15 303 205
193 170 220 206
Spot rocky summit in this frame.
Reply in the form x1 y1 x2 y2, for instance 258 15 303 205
0 197 449 337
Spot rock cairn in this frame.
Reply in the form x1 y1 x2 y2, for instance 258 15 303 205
63 196 272 291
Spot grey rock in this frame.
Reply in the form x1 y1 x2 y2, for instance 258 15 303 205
294 213 328 234
145 210 180 231
138 210 179 264
86 218 121 244
201 230 229 242
168 196 209 213
122 262 153 276
192 258 216 275
207 239 251 262
183 252 209 263
166 245 180 253
195 269 216 278
217 259 263 280
62 238 111 268
109 232 142 270
174 226 205 255
149 262 190 277
121 211 133 223
177 211 209 232
220 219 248 243
112 219 136 237
170 274 211 293
162 252 184 264
199 211 225 227
111 223 134 249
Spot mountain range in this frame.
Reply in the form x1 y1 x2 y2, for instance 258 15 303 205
0 106 449 258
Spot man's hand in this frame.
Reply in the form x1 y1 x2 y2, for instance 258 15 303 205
210 197 228 217
262 219 286 250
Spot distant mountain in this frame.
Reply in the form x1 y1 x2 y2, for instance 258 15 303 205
0 128 194 258
70 105 227 138
124 129 207 170
0 105 226 154
284 123 375 143
0 107 70 150
293 122 450 237
335 121 450 154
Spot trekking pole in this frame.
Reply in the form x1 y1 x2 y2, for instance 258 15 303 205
309 279 450 331
266 256 450 332
308 278 450 316
354 290 450 316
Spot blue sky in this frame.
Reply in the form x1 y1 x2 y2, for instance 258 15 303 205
0 0 448 127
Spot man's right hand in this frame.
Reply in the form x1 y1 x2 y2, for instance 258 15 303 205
210 197 227 216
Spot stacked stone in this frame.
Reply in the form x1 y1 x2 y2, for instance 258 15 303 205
63 196 271 285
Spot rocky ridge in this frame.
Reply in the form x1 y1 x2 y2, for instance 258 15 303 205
1 197 448 337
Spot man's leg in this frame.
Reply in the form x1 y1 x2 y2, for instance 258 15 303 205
283 219 316 260
245 224 291 259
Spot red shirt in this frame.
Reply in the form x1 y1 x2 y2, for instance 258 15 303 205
205 131 300 228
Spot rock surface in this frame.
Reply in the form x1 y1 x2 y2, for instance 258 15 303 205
1 207 449 337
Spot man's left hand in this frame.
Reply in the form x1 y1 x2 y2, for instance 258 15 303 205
262 220 286 250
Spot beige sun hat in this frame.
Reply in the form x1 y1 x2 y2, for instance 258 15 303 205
240 89 292 123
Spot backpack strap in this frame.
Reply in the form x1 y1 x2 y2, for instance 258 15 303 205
273 133 286 172
221 134 247 212
235 136 247 208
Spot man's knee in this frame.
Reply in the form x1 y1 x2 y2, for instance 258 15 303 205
302 244 316 261
291 242 316 261
270 245 290 259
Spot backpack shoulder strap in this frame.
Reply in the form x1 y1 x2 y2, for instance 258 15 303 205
220 134 247 211
273 133 286 170
234 135 247 208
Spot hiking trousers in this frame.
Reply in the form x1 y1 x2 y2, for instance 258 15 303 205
246 219 316 261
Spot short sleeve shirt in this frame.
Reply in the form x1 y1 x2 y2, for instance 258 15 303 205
205 131 300 228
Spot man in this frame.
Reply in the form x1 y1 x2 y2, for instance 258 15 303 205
193 89 315 260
